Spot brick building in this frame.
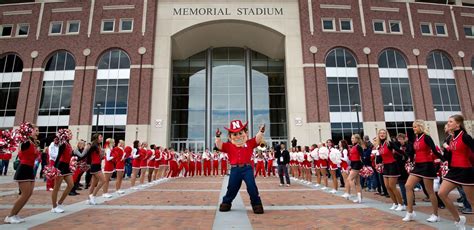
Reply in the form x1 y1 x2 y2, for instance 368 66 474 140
0 0 473 151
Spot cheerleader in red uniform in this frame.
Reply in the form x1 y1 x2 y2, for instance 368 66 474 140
139 142 150 185
212 151 219 176
87 134 105 205
203 149 211 176
102 138 115 198
339 140 351 199
254 151 266 178
403 120 444 222
375 129 405 211
220 151 228 176
318 144 329 190
303 146 312 184
152 146 162 181
5 123 39 224
327 140 339 194
130 140 142 188
51 129 75 213
188 151 196 177
267 148 276 176
310 144 320 187
160 148 169 179
178 151 190 177
146 145 156 183
347 135 364 203
195 152 202 176
289 147 297 178
438 115 474 230
113 140 126 194
296 146 304 180
167 148 179 177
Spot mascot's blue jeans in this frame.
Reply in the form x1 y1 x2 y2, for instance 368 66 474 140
222 165 262 206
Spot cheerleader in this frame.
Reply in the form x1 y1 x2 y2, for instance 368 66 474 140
212 150 219 176
146 145 155 183
254 151 266 178
188 151 196 177
303 146 312 184
114 140 126 194
87 134 105 205
438 115 474 230
102 138 115 198
339 139 351 199
152 146 162 180
5 123 39 224
195 152 202 176
51 129 74 213
375 129 405 211
267 147 276 176
159 148 169 179
130 140 142 188
310 144 321 187
46 139 59 191
347 135 364 203
318 143 329 190
327 140 339 194
139 142 150 185
290 147 297 178
178 151 189 177
203 149 211 176
402 120 443 222
220 151 228 176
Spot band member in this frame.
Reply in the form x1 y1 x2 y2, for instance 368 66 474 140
113 140 126 194
5 123 39 224
220 151 228 176
102 138 115 198
216 120 265 214
348 135 364 203
254 151 266 178
203 149 211 176
438 115 474 230
195 152 202 176
375 129 405 211
212 150 219 176
87 134 105 205
51 129 74 213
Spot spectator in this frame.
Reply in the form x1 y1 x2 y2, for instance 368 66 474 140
275 143 290 186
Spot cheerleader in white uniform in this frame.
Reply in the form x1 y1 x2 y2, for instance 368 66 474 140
318 144 330 190
290 148 298 178
310 144 320 187
102 138 115 198
303 147 312 184
296 147 305 181
327 139 340 194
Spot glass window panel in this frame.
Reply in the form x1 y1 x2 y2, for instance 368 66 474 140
378 51 388 68
65 53 75 70
434 52 443 70
323 19 334 30
436 24 446 35
374 21 384 32
336 49 346 67
109 50 120 69
339 83 349 105
348 84 360 104
421 24 431 34
98 52 110 69
119 51 130 69
325 50 336 67
55 51 66 71
4 55 14 72
341 20 352 31
0 89 8 110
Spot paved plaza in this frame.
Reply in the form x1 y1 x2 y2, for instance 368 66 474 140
0 174 472 230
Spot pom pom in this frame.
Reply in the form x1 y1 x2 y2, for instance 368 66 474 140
76 160 90 172
318 146 329 160
405 160 414 173
69 156 78 173
310 149 319 160
42 165 60 180
56 129 72 145
375 163 384 173
14 122 34 143
440 161 449 177
360 166 374 178
329 148 342 164
0 129 18 154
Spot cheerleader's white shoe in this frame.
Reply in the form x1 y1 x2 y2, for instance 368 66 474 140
454 216 466 230
14 215 25 223
320 186 327 190
4 216 21 224
102 193 112 198
402 212 416 222
341 193 350 198
88 195 97 205
352 193 362 203
426 214 439 223
314 184 320 187
51 206 64 213
389 203 397 210
116 190 125 194
329 189 337 194
395 204 406 211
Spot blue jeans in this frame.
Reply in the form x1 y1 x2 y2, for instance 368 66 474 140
222 165 262 206
458 187 472 209
278 164 290 185
366 173 377 190
125 158 132 177
398 181 407 206
1 160 9 175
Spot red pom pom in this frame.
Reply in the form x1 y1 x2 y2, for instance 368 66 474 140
375 164 384 174
360 166 374 178
42 165 60 180
440 161 449 177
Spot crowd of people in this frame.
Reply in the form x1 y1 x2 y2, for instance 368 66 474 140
2 114 473 229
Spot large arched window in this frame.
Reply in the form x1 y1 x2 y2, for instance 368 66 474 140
93 49 130 141
378 49 415 141
37 51 75 141
427 51 460 121
325 48 362 143
0 54 22 128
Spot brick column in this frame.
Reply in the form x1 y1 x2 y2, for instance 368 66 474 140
303 66 330 123
454 69 474 120
15 70 43 125
126 68 141 125
79 68 97 125
138 67 153 124
69 68 86 126
408 68 427 120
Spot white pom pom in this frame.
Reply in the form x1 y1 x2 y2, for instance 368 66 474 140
371 150 379 156
318 147 329 160
329 148 342 164
310 149 319 160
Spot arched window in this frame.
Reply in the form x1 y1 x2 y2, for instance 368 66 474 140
427 51 460 120
378 49 415 141
37 51 75 140
325 48 362 143
93 49 130 141
0 54 22 128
